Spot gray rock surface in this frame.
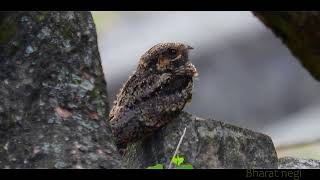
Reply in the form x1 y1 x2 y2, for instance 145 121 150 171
279 157 320 169
124 112 278 169
0 11 122 168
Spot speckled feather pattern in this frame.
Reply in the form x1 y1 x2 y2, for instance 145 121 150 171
109 43 197 150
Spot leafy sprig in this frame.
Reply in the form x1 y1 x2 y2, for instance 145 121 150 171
146 127 194 169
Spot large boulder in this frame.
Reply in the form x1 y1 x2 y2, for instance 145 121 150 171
124 112 278 169
0 11 122 168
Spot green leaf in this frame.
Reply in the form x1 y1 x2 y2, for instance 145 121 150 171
172 155 184 166
175 164 194 169
146 164 164 169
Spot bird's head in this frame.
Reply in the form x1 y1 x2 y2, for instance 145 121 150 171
139 43 198 77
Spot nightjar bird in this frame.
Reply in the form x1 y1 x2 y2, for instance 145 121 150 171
109 42 198 149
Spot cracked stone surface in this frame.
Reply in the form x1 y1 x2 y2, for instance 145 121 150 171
124 112 278 169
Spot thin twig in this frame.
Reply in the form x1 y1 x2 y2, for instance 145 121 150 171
168 127 187 169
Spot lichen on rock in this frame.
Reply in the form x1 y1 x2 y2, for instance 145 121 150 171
0 11 122 168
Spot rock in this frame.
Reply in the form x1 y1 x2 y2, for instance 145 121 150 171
253 12 320 81
0 11 122 168
279 157 320 169
124 112 278 169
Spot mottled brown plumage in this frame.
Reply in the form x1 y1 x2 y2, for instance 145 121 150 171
109 43 198 150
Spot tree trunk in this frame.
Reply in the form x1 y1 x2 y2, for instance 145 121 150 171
253 11 320 81
0 11 122 168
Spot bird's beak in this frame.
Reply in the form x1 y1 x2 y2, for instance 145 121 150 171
186 45 194 50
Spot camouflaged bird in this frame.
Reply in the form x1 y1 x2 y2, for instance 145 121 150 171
109 42 198 150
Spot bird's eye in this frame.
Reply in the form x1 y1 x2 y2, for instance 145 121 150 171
167 48 177 58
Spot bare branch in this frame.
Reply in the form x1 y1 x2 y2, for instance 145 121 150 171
168 127 187 169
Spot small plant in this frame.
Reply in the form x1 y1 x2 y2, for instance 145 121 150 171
146 155 194 169
170 155 194 169
146 127 194 169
